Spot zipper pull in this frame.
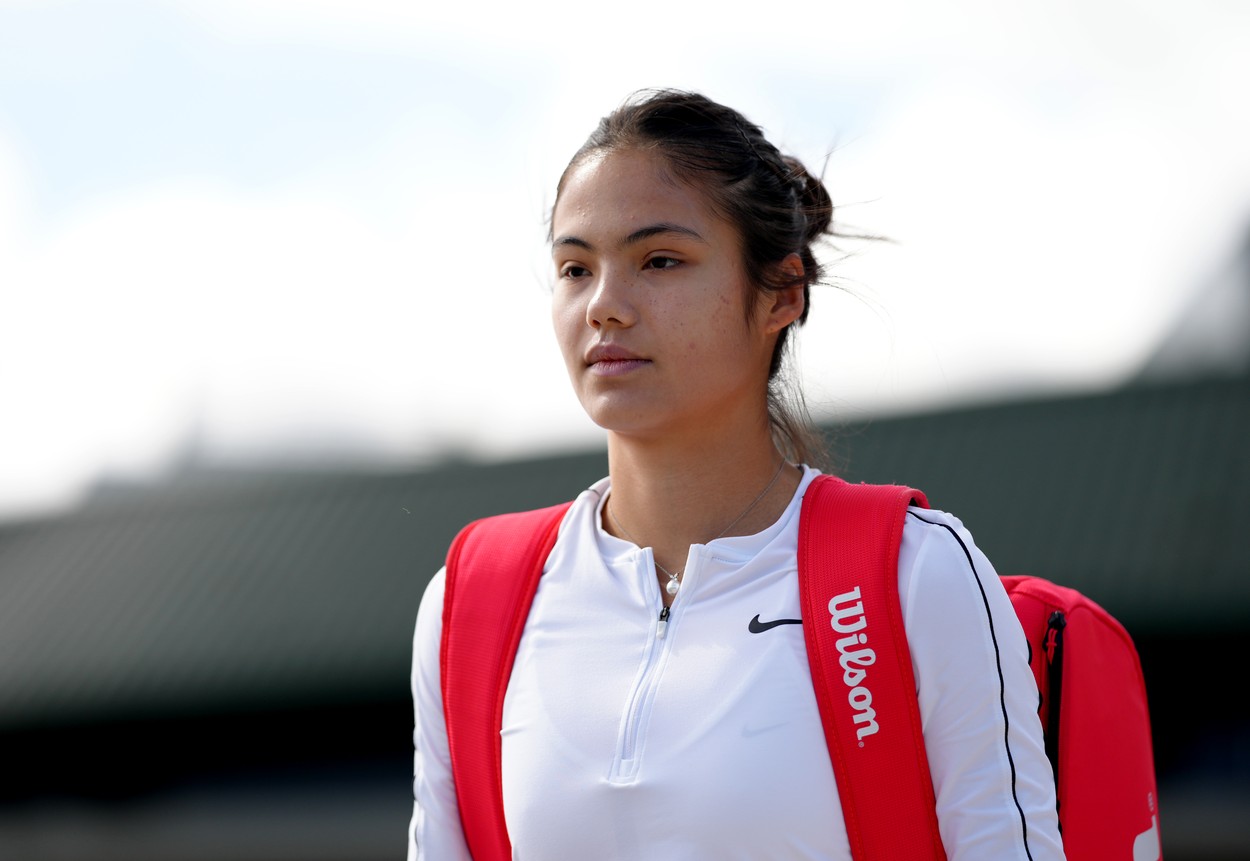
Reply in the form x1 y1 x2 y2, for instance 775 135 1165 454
656 605 670 639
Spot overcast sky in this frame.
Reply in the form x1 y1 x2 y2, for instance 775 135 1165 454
2 0 1249 521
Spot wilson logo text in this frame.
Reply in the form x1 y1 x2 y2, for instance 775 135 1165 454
829 587 879 741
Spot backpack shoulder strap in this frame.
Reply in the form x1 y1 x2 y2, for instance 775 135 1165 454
798 474 946 861
440 501 573 861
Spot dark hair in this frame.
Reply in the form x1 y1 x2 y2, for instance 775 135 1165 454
553 88 835 465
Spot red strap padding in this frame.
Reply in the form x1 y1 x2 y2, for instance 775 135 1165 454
440 502 572 861
798 475 946 861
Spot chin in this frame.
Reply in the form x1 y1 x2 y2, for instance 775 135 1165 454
580 397 659 437
588 408 693 445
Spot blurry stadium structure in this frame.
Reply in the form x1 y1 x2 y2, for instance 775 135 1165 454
2 240 1248 860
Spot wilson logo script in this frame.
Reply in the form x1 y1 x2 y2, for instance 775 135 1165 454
828 587 879 742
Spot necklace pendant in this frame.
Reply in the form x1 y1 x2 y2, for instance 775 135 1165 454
665 577 680 596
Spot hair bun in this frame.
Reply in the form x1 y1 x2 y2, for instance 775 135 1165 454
782 156 834 243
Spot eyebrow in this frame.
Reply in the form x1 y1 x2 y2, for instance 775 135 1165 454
551 222 707 252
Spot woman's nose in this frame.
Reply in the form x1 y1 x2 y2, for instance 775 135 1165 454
586 268 636 329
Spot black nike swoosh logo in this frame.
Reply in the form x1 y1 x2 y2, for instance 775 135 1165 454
748 614 803 633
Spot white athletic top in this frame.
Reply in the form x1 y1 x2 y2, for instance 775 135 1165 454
408 467 1066 860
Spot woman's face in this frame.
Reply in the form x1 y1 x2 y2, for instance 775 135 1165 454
550 148 798 442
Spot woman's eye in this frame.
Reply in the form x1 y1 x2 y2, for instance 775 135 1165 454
646 256 679 270
560 264 590 279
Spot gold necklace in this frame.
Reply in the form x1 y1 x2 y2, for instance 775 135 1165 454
607 458 789 597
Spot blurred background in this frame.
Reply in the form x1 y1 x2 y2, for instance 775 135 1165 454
1 1 1247 858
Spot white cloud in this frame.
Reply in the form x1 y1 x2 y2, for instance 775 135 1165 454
0 147 575 517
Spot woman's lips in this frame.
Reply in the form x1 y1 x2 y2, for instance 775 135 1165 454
585 344 650 376
589 358 650 376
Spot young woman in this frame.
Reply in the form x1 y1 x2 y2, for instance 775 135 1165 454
407 89 1066 860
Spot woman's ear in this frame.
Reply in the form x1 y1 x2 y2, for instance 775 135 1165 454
761 253 806 334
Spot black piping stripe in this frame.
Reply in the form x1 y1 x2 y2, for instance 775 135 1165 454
907 511 1035 861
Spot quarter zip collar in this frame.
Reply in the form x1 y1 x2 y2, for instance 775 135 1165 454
589 467 820 568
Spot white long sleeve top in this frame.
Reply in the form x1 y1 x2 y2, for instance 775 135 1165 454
408 467 1065 860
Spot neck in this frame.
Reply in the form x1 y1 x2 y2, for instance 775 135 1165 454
603 424 802 577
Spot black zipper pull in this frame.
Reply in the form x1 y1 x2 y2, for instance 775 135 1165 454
657 605 671 639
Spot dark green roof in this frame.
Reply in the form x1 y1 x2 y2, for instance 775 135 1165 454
0 452 609 729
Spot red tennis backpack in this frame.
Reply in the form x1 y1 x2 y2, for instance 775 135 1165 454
437 475 1163 860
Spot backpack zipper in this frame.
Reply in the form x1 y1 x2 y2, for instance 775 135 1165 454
1044 610 1066 789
